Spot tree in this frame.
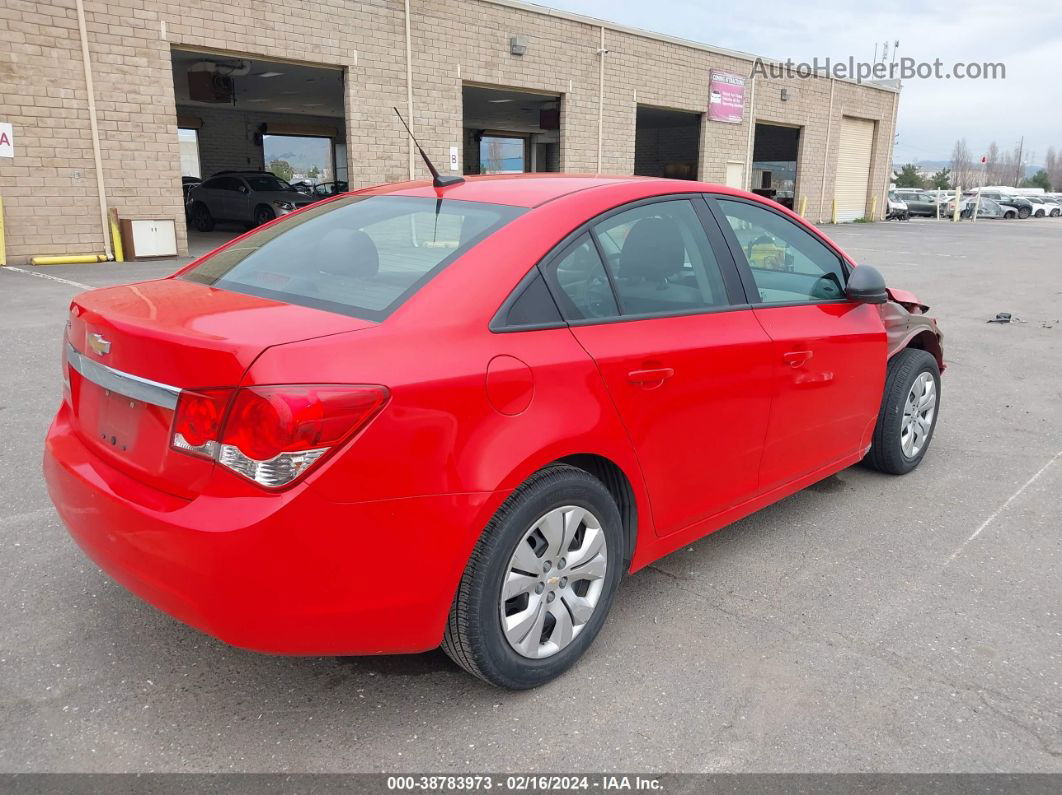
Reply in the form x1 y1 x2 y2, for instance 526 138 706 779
1046 147 1061 192
307 165 321 179
929 168 952 189
1022 169 1051 191
950 139 974 190
893 163 924 188
998 148 1017 187
1004 141 1024 186
985 141 1001 184
268 159 294 182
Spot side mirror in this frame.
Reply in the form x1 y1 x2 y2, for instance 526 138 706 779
845 265 888 304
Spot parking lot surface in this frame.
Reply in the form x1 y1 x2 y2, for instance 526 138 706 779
1 218 1060 773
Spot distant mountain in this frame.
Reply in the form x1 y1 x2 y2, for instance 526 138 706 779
893 159 1043 179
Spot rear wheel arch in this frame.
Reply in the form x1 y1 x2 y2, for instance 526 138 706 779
556 453 638 571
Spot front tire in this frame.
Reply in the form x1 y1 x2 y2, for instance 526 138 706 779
1018 207 1031 219
254 205 276 227
864 348 941 475
442 465 624 689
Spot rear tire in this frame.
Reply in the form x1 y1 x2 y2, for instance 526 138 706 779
442 465 624 689
1018 207 1031 219
190 202 214 232
864 348 940 475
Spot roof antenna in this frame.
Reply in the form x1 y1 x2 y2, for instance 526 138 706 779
393 107 464 188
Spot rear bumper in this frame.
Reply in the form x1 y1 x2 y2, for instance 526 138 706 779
44 404 502 655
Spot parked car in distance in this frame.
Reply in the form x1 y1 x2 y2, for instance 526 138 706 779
310 181 349 199
894 190 940 217
290 181 316 196
946 197 1015 219
186 171 317 231
976 191 1033 218
1025 196 1061 217
45 175 944 689
886 193 909 220
181 176 201 221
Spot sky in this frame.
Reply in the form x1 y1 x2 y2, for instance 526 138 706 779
536 0 1062 166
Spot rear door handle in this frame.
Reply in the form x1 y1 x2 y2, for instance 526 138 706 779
627 367 675 386
783 350 814 367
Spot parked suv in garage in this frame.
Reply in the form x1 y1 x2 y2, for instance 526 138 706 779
186 171 316 231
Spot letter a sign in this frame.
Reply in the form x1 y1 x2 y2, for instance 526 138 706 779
0 123 13 158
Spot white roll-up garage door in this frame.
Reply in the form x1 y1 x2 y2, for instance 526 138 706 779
834 117 876 222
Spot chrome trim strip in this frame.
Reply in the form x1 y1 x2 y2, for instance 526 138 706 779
66 342 181 410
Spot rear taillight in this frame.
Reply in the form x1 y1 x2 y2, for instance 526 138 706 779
171 384 388 488
172 389 233 456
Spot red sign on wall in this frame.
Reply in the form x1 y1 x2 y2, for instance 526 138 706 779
708 71 746 124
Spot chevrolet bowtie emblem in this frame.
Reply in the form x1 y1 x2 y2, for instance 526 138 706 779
88 333 111 356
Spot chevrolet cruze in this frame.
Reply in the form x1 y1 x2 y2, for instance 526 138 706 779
44 175 944 689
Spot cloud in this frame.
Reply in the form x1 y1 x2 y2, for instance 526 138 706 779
538 0 1062 163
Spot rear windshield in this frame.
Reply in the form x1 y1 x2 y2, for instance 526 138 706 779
181 196 525 320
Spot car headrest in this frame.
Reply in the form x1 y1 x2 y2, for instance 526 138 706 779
618 216 685 282
316 228 380 279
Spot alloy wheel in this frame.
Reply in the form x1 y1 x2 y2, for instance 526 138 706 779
500 505 607 659
900 372 936 458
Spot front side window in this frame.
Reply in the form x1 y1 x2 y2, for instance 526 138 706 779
716 199 847 305
182 196 524 320
591 200 729 316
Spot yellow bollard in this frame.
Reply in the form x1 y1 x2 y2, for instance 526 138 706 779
108 208 124 262
31 254 109 265
831 198 838 224
798 196 808 217
869 195 878 221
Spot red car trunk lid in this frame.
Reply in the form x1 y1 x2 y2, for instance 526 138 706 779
65 279 372 498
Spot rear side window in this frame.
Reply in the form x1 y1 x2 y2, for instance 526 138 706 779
498 272 563 328
182 196 524 320
544 235 619 321
592 200 729 316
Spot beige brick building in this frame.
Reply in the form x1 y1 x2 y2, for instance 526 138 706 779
0 0 899 263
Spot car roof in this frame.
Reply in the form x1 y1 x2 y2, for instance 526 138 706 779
359 174 668 208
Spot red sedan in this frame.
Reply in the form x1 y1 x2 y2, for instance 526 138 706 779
44 175 944 689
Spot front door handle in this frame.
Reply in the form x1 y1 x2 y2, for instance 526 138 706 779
783 350 814 368
627 367 675 387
